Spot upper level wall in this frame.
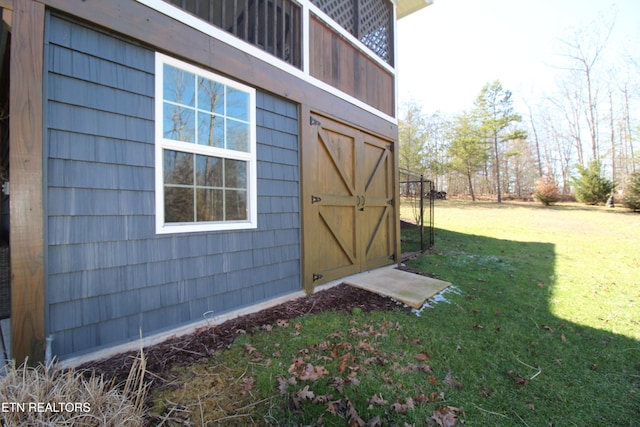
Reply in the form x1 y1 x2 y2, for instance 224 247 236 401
149 0 397 120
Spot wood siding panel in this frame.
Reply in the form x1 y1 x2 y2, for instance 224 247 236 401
309 16 394 117
45 15 301 358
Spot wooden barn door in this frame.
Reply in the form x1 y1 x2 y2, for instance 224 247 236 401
302 113 396 291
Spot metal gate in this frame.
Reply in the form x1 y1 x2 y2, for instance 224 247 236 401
399 168 434 255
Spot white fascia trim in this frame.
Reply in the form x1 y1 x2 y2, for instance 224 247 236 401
136 0 396 124
393 4 399 120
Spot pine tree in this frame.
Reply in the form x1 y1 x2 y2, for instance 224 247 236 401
623 173 640 211
571 160 616 205
474 81 526 202
447 112 488 201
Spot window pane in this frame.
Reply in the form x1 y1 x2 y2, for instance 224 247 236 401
224 158 247 189
196 155 223 187
226 119 250 152
198 78 225 115
164 150 194 185
196 188 223 221
164 103 196 142
197 112 224 148
165 187 194 222
225 190 247 220
163 64 195 106
226 88 249 121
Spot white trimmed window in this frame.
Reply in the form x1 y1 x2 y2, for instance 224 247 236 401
155 53 257 233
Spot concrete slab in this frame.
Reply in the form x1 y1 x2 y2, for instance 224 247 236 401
344 267 451 309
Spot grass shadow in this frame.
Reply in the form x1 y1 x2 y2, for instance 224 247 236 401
405 227 640 425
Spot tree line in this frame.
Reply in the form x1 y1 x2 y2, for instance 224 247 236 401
400 16 639 205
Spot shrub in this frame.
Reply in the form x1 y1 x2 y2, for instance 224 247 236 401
534 176 560 206
571 160 616 205
623 172 640 212
0 351 149 426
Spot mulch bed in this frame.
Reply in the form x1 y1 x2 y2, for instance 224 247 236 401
83 284 410 387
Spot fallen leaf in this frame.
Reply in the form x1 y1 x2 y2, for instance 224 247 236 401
244 343 257 355
251 352 265 363
369 416 382 427
538 283 546 288
414 351 430 361
300 363 329 381
390 401 408 414
327 397 363 427
313 394 333 404
473 324 484 330
427 405 463 427
414 393 430 404
542 325 554 333
278 378 288 396
347 375 361 386
405 397 415 410
478 386 493 397
296 385 315 401
241 377 255 395
561 334 567 343
368 393 388 406
330 377 345 393
444 372 462 389
428 376 439 384
507 370 529 385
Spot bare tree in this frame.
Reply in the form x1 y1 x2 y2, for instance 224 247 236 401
552 14 616 161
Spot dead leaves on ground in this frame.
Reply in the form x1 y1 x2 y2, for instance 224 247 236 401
255 318 464 425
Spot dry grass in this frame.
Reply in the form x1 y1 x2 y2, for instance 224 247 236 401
0 350 149 426
149 359 272 426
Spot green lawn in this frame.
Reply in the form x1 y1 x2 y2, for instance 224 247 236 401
151 201 640 426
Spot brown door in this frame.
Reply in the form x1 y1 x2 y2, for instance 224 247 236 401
302 113 396 291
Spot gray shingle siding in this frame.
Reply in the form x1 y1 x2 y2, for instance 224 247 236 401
45 15 301 358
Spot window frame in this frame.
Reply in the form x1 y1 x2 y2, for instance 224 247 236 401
155 52 258 234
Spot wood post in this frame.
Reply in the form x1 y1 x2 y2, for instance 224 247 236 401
9 0 46 364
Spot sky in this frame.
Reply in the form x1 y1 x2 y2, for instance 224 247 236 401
396 0 640 115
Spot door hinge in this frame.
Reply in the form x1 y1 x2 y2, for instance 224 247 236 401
311 195 322 204
310 116 321 126
387 198 394 206
389 253 397 262
312 273 323 282
386 144 394 152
